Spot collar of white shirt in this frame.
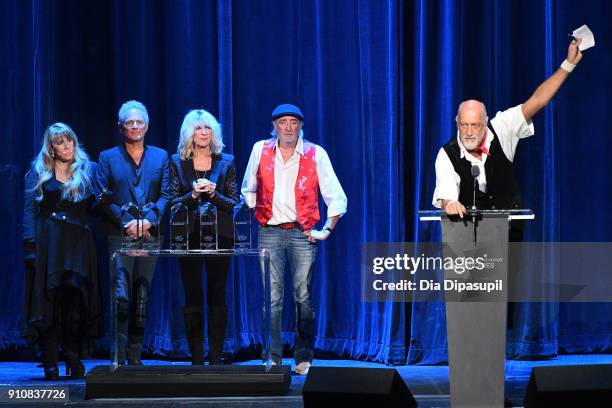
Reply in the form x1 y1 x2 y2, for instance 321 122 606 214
274 136 305 157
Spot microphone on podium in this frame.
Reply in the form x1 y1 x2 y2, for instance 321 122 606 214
470 165 480 211
470 165 480 244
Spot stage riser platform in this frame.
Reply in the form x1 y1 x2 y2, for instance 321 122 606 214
85 365 292 399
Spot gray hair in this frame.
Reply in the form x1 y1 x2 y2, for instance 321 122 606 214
177 109 224 159
117 100 149 124
455 100 488 123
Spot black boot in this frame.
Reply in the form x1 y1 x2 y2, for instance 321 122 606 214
43 363 59 380
184 307 204 365
62 334 85 378
116 300 129 365
63 337 84 379
60 286 86 379
127 279 149 364
64 351 85 379
207 306 227 365
40 328 59 381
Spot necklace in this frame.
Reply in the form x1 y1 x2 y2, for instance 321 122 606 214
193 151 212 181
194 167 210 181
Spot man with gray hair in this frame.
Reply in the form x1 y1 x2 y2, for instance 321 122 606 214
433 39 585 215
96 100 171 365
432 39 587 407
241 103 347 375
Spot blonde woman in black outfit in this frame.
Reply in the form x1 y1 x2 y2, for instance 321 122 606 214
23 123 102 379
169 109 239 364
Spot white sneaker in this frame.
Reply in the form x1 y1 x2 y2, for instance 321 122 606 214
295 362 311 375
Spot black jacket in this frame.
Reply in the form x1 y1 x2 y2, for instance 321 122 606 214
169 152 240 242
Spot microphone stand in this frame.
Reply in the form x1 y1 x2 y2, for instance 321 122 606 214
471 166 479 246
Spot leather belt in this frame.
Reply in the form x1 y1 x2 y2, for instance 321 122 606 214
264 222 302 230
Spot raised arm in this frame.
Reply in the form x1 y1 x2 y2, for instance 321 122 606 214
521 38 584 121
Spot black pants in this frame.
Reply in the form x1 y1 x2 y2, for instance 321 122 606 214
179 234 231 363
179 235 231 308
108 236 157 361
39 284 84 364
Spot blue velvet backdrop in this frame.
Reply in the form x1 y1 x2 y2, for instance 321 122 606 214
0 0 610 365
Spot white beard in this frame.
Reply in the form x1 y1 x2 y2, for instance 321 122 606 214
462 139 479 150
457 129 485 151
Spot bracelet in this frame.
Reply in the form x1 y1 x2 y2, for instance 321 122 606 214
560 59 576 73
324 226 333 233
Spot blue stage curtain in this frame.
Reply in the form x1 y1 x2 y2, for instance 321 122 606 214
0 166 23 349
1 0 610 365
0 0 407 365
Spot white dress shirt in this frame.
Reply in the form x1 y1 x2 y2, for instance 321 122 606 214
432 104 534 208
241 136 347 224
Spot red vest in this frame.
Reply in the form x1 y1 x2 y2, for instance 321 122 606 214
255 139 320 230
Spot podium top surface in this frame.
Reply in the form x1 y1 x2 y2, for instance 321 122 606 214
418 209 534 221
112 248 267 258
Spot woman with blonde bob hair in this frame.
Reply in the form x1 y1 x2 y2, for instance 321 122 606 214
177 109 225 159
170 109 239 364
23 123 102 380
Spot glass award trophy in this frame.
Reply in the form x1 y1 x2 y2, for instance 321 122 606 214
140 202 160 251
170 203 189 250
199 202 218 250
120 202 142 250
233 197 252 250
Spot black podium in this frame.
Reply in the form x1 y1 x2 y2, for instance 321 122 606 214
420 209 533 408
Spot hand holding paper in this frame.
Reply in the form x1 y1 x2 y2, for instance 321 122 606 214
572 24 595 51
566 38 583 66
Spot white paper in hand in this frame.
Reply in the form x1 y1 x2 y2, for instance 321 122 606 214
572 24 595 51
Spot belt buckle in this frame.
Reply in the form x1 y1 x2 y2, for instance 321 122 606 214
279 222 295 230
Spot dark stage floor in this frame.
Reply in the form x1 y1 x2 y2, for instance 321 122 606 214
1 355 611 407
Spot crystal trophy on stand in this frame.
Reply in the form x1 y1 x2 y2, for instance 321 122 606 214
120 202 142 250
140 202 160 250
199 203 218 250
169 203 189 251
233 196 252 250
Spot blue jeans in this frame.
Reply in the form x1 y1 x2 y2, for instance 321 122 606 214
258 226 316 364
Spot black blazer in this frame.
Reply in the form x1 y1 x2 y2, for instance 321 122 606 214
169 152 240 241
96 144 171 235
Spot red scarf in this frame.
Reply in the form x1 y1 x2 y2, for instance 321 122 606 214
476 128 489 155
468 129 488 158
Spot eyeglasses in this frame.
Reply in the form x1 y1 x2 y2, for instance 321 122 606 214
123 120 146 129
458 122 484 131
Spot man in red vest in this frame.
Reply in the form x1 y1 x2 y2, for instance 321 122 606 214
241 104 347 375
